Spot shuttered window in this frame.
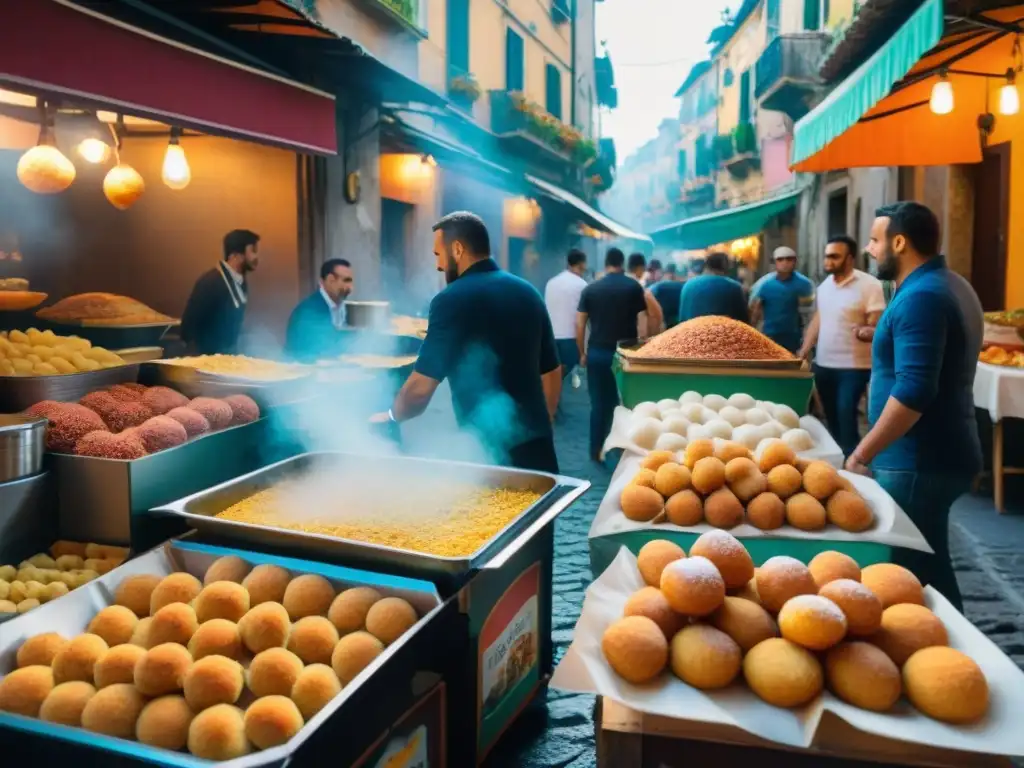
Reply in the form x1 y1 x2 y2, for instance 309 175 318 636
447 0 470 79
545 63 562 120
804 0 821 30
506 28 524 91
739 68 751 123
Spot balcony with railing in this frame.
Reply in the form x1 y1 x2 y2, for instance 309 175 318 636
489 90 598 168
354 0 428 36
714 122 760 177
754 32 830 119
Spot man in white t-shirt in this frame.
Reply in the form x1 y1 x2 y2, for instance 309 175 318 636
798 235 886 458
544 249 588 378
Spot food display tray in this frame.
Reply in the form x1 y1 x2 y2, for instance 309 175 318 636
151 452 590 586
140 361 315 409
35 319 177 350
0 364 141 412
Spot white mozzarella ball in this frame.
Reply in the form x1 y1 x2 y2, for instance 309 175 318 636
760 420 787 440
662 416 691 436
660 407 683 423
773 404 801 430
680 403 706 423
628 417 664 450
732 424 762 450
687 423 712 441
702 393 728 412
718 405 746 428
701 407 720 424
633 401 661 420
726 392 756 411
655 432 688 452
658 398 681 413
703 419 734 440
782 428 815 451
679 391 703 405
745 408 770 426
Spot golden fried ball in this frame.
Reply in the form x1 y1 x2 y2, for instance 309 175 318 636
766 464 803 499
802 461 840 500
808 551 861 589
288 616 341 665
691 457 726 495
860 563 925 609
640 450 676 471
777 594 848 651
130 617 152 648
81 683 146 738
785 493 827 531
826 490 875 532
758 440 797 473
242 564 291 606
245 695 304 750
654 462 691 498
902 647 989 724
689 530 754 590
195 581 251 624
872 603 948 666
743 637 823 707
39 680 95 726
150 572 202 615
94 643 146 688
601 616 668 684
135 642 193 697
249 647 304 698
331 631 384 685
366 597 418 645
623 587 685 640
630 468 657 490
88 605 139 647
328 587 382 635
716 440 752 464
660 556 725 617
188 704 251 760
620 484 664 522
665 490 703 527
203 556 252 586
637 540 686 588
724 457 766 502
239 601 291 654
670 624 741 690
53 633 109 684
148 602 199 647
136 695 194 750
291 664 342 720
684 439 715 469
17 599 40 613
0 665 54 716
755 556 817 614
283 574 336 621
746 492 786 530
731 574 762 605
189 618 243 661
709 596 778 652
825 642 901 712
703 487 744 529
16 632 67 668
819 579 883 637
183 655 244 711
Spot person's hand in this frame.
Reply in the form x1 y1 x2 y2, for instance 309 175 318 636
369 412 390 424
852 325 873 343
579 353 587 369
797 347 811 361
845 453 872 476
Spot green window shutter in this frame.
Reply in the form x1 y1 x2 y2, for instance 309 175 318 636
506 29 524 91
677 149 688 177
545 63 562 119
739 69 751 123
447 0 470 78
804 0 821 30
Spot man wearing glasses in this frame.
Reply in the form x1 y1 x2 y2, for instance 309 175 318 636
749 246 815 353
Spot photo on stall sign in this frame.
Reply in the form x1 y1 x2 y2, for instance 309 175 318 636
375 725 427 768
479 564 541 718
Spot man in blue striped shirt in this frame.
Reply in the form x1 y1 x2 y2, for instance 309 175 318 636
846 202 983 611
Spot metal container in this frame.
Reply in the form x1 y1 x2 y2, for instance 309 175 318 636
0 364 141 412
0 471 55 566
140 361 315 409
345 300 391 331
0 414 45 483
36 319 177 350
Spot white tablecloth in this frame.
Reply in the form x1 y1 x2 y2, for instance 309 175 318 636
974 362 1024 422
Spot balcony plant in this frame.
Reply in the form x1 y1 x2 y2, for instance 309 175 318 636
732 122 757 155
377 0 419 27
449 72 482 103
713 133 735 164
503 91 599 166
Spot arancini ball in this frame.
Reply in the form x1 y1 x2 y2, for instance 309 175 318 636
39 680 95 726
766 464 803 499
654 462 691 497
150 572 202 615
808 551 860 589
665 490 703 527
135 642 193 696
244 695 304 750
709 596 778 652
746 492 785 530
716 440 752 464
777 594 848 651
291 664 341 720
94 643 146 688
288 616 341 665
743 638 823 708
860 563 925 609
660 556 725 616
130 617 152 648
16 632 67 668
283 574 335 621
703 487 744 529
242 564 291 606
53 633 109 684
188 704 251 760
669 624 741 690
636 539 686 588
684 439 715 469
871 603 948 666
819 579 883 637
640 450 676 471
785 493 826 531
630 468 657 490
691 456 726 494
88 605 139 647
81 683 146 738
195 581 250 624
0 665 54 716
756 556 817 614
688 529 754 590
115 574 162 618
148 602 199 647
203 555 252 586
249 647 304 698
136 695 194 750
183 655 245 711
365 597 418 645
331 631 384 685
826 490 875 532
620 484 664 522
189 618 243 660
623 587 685 640
239 601 291 654
825 642 901 712
902 646 989 724
328 587 382 635
724 457 766 502
758 440 797 473
601 616 668 684
802 461 840 500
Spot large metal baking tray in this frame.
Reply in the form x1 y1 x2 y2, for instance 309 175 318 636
617 340 805 370
152 452 590 581
35 319 177 350
140 360 315 408
0 364 140 412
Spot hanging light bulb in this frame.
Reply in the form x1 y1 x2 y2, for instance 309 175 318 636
17 102 76 195
999 69 1020 116
930 72 954 115
161 127 191 190
77 137 111 164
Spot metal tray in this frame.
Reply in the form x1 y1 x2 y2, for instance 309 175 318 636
140 361 315 408
35 319 177 350
152 451 589 581
0 364 140 412
617 340 805 370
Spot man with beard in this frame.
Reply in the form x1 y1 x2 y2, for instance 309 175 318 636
372 212 561 472
797 235 885 458
845 202 983 611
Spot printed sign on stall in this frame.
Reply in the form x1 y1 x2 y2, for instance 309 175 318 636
356 683 445 768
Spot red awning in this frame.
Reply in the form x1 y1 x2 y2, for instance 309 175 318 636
0 0 337 154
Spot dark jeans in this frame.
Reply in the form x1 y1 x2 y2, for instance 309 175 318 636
813 364 871 458
586 346 619 460
556 339 579 379
874 469 970 612
508 436 559 474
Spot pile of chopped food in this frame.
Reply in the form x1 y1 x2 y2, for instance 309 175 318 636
36 292 175 326
162 355 308 381
634 316 795 361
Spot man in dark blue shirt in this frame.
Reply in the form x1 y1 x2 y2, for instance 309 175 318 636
677 252 748 324
650 263 684 329
846 202 983 610
374 212 562 473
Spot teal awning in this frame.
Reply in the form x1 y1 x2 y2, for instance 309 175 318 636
791 0 944 168
526 175 653 244
649 188 802 248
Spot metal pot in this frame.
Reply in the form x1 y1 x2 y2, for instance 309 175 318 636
345 301 391 330
0 414 46 484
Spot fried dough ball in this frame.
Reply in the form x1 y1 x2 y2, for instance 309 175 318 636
802 461 840 500
365 597 418 645
291 664 342 720
53 633 109 684
872 604 948 666
743 638 823 708
716 440 752 464
825 642 901 712
239 601 291 654
17 598 40 613
691 457 726 494
130 618 152 648
245 695 304 750
684 439 715 469
703 487 744 529
204 555 252 586
785 493 826 531
640 450 676 471
826 490 875 532
709 596 778 652
0 665 54 716
115 574 162 618
637 540 686 588
249 648 304 698
150 572 202 614
620 484 664 522
660 556 725 617
183 655 245 711
331 631 384 685
778 595 847 651
328 587 382 635
81 683 146 738
243 564 291 606
94 643 146 688
189 618 243 660
188 704 251 760
860 563 925 609
623 587 685 640
665 490 703 526
39 680 95 726
195 581 250 624
756 556 817 614
689 530 754 590
137 695 194 750
135 642 192 696
724 458 766 502
630 468 657 490
758 440 797 473
601 616 668 684
819 579 883 637
88 605 139 647
766 464 803 499
732 575 762 606
670 624 741 690
902 647 989 724
808 551 861 589
17 632 67 668
654 463 691 497
288 616 341 665
747 492 785 530
148 602 199 647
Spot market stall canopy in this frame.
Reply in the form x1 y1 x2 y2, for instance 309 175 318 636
649 187 802 248
0 0 337 154
792 0 1024 171
525 175 652 244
